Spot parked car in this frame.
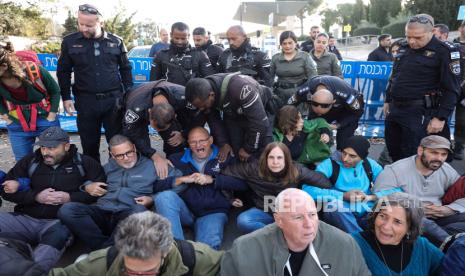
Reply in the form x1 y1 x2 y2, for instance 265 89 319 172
128 45 151 58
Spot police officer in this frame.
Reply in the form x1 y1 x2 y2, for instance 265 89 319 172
185 74 273 162
57 4 133 162
300 26 320 53
384 14 460 162
217 25 273 87
192 27 223 71
288 75 364 150
149 22 215 85
452 21 465 159
121 80 210 177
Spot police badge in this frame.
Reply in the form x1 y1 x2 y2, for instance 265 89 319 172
450 61 461 76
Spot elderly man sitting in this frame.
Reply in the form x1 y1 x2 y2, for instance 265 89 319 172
220 188 370 276
374 135 465 246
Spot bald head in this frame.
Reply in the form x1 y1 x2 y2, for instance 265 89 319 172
275 188 316 213
226 25 247 49
312 89 334 103
159 28 169 43
188 126 210 141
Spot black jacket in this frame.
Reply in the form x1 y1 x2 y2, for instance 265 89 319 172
199 40 224 72
204 73 272 153
150 44 215 85
1 145 105 219
217 40 273 87
367 46 392 61
122 80 204 158
290 75 364 128
57 30 133 100
216 160 331 210
300 38 315 53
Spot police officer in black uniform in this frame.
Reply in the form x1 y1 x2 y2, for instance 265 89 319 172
217 25 273 87
57 4 133 162
121 80 209 176
452 20 465 159
149 22 215 85
384 14 460 162
192 27 223 72
288 75 364 150
185 74 273 162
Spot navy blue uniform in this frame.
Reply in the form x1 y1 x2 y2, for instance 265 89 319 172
57 30 133 161
122 80 205 158
149 44 214 85
289 75 364 150
385 36 460 161
217 40 273 87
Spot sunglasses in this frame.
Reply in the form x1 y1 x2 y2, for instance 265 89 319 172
409 16 433 26
310 100 332 109
79 5 101 15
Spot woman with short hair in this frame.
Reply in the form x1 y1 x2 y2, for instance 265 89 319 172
352 193 444 275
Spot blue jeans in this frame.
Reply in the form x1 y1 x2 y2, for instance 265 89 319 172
58 202 147 250
237 207 274 234
7 117 60 161
322 200 364 233
154 190 228 250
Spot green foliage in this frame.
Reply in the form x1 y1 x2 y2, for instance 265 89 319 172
62 10 77 37
31 41 61 54
405 0 463 30
135 21 160 46
320 9 341 33
369 0 401 27
381 20 408 38
291 0 323 36
353 26 381 36
0 1 52 38
104 11 137 48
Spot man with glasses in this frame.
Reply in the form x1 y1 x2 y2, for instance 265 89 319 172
50 212 223 276
154 127 236 250
58 135 176 251
288 75 364 151
57 4 133 162
383 13 461 162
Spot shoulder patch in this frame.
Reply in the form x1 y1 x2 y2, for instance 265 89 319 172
240 85 253 100
124 109 140 124
442 40 458 51
451 51 460 60
450 60 461 76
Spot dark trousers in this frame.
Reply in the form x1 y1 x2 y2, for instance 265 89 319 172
75 92 122 162
225 118 272 159
422 212 465 246
454 104 465 150
385 104 450 162
320 112 360 151
58 202 147 250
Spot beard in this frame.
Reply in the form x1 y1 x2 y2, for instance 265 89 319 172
420 152 444 171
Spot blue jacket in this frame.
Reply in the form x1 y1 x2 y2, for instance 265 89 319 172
168 145 233 217
96 154 174 212
303 157 399 213
440 235 465 275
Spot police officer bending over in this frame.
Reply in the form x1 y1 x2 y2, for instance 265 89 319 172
288 75 364 150
149 22 215 85
185 74 273 162
192 27 223 72
122 80 209 177
217 25 273 87
384 14 460 162
57 4 133 162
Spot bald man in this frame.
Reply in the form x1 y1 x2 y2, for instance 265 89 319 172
149 28 169 57
384 13 460 162
220 188 371 276
289 75 364 150
217 25 273 87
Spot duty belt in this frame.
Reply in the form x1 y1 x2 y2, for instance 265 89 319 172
391 99 424 107
275 81 303 89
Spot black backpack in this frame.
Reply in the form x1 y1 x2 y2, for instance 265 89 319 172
329 158 374 188
106 239 196 276
28 153 85 178
0 238 46 276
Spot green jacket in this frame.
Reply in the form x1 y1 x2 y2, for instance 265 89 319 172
273 118 331 164
49 241 223 276
310 50 342 78
220 222 371 276
0 65 60 122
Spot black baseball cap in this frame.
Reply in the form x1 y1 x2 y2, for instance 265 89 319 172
34 127 70 148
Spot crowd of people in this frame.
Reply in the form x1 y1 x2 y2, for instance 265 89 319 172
0 3 465 275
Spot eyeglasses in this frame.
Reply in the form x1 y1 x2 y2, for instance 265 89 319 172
123 257 164 276
112 150 136 160
409 16 433 26
79 5 101 15
309 100 332 109
187 137 210 147
94 41 100 57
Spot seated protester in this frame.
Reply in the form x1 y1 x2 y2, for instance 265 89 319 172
122 80 208 168
352 193 444 276
273 105 331 168
220 188 371 276
374 135 464 246
304 136 398 233
216 142 331 233
50 211 223 276
440 234 465 275
0 126 105 272
58 135 173 251
288 76 364 151
154 127 235 249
